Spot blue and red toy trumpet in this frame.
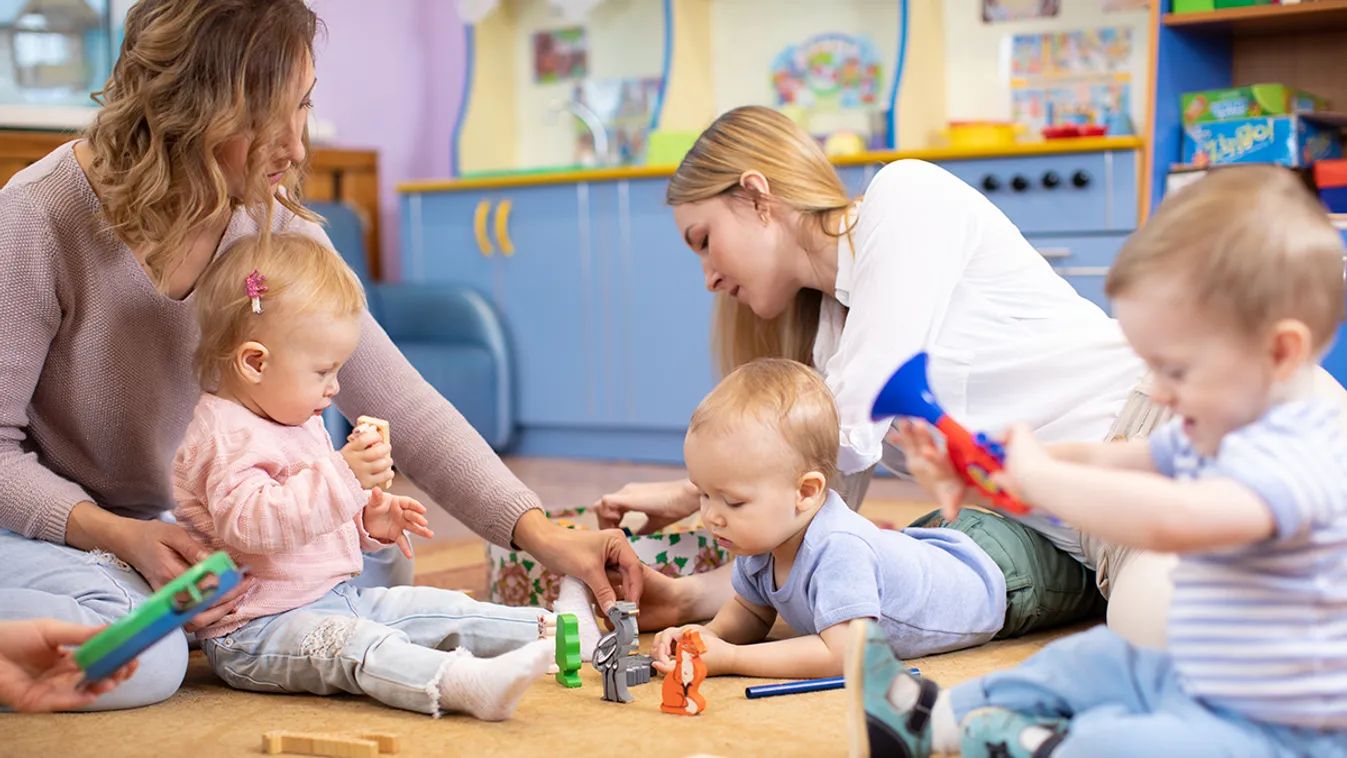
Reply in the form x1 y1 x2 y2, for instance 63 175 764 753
871 352 1030 516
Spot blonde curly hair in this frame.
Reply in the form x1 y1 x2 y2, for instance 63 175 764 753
83 0 321 292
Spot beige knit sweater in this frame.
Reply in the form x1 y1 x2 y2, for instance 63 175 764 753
0 143 539 547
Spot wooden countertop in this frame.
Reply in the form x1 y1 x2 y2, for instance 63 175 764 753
399 136 1144 194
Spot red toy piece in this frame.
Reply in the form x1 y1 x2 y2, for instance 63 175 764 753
660 630 708 716
871 352 1030 516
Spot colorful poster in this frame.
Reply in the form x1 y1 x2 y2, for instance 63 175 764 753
769 33 884 111
1009 26 1133 133
532 26 587 83
983 0 1060 23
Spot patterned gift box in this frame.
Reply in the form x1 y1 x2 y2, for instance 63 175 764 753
486 506 731 607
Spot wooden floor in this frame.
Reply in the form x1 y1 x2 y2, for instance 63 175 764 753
0 459 1081 757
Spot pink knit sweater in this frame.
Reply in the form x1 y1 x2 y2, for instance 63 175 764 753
173 394 388 637
0 142 540 548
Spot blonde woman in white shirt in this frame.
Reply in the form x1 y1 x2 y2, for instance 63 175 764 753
602 105 1347 646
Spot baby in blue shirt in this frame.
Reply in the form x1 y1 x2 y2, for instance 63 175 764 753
652 358 1104 680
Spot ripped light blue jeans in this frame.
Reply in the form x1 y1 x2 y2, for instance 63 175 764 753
202 582 543 715
0 528 413 711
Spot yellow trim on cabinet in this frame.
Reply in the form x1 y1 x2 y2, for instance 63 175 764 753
400 136 1145 194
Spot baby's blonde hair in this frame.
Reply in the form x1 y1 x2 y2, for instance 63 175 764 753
688 358 839 485
1107 165 1345 350
193 232 365 390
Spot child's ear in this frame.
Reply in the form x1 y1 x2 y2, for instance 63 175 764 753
796 470 828 513
1268 319 1313 382
233 341 270 385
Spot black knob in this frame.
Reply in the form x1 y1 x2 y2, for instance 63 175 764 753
1010 175 1030 192
1041 171 1061 189
1071 170 1091 188
981 175 1000 192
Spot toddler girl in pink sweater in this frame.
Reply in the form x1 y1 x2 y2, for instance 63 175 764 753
172 232 550 720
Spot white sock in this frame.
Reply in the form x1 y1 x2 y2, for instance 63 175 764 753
1019 725 1056 753
887 678 960 753
930 692 960 754
553 576 602 662
436 639 551 721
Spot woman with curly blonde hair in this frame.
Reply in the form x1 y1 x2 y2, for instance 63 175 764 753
0 0 641 711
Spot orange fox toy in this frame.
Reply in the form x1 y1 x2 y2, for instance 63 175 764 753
660 630 708 716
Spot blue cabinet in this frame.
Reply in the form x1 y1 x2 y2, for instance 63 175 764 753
1023 234 1130 314
402 178 717 460
949 149 1138 313
607 179 716 431
403 185 598 428
401 147 1140 462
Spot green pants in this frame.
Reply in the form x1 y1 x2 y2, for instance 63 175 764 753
910 509 1107 638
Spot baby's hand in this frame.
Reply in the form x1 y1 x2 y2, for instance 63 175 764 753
341 424 393 490
651 624 735 677
890 419 967 522
362 487 435 558
995 422 1049 503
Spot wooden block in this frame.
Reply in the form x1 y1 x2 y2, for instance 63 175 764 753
355 416 390 445
359 733 400 754
261 731 379 758
355 415 393 487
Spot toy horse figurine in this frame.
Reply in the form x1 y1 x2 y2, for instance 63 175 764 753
660 630 708 716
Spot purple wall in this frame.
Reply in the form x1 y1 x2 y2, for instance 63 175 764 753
309 0 468 280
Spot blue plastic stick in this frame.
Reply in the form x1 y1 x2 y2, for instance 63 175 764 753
745 668 921 699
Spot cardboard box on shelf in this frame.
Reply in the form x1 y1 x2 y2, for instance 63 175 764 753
1182 113 1344 168
1181 84 1327 126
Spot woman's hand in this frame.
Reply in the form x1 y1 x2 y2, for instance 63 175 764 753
362 487 435 558
340 427 393 490
593 479 700 533
66 504 252 633
889 419 967 521
0 619 139 713
513 510 644 613
651 624 736 677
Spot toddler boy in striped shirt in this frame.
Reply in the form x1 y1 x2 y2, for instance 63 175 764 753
854 165 1347 757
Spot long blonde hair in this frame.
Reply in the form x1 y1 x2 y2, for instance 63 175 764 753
667 105 855 376
84 0 321 292
193 233 365 391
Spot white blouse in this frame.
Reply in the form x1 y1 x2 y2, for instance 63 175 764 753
813 160 1147 561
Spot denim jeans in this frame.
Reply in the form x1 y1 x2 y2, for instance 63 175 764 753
0 528 413 711
949 626 1347 758
202 582 542 715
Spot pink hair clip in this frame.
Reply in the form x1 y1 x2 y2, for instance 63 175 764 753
245 269 268 314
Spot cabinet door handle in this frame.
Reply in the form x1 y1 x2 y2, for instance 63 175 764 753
1037 247 1071 260
494 199 515 256
473 199 494 256
1052 266 1110 276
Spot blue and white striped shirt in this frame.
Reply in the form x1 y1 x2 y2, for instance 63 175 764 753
1151 399 1347 731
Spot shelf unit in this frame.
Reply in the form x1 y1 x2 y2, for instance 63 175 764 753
1148 1 1347 381
1147 0 1347 210
1162 0 1347 34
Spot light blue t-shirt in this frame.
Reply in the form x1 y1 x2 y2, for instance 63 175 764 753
1151 399 1347 730
731 490 1007 658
